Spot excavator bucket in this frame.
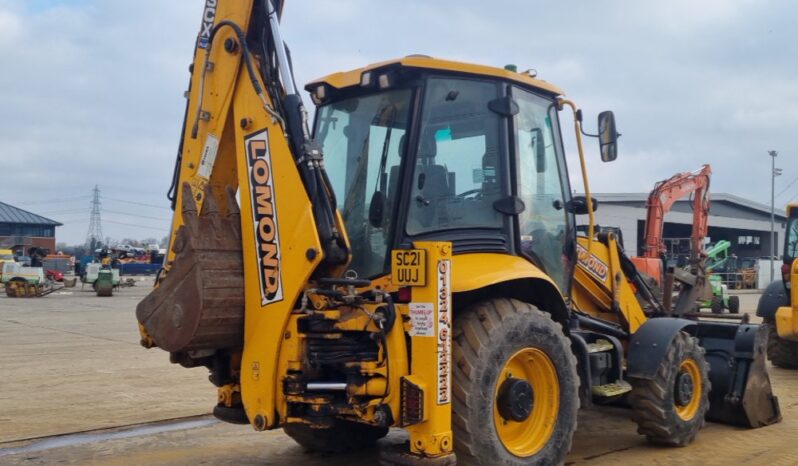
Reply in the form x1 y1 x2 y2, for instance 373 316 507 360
696 321 781 428
136 183 245 353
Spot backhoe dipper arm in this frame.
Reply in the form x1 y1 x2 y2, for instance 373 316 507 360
162 0 345 272
137 0 350 429
641 164 711 261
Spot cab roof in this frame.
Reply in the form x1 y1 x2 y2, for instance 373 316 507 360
306 55 565 97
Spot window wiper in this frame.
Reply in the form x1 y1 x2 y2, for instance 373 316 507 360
372 105 398 197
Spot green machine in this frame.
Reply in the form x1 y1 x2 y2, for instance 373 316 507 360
698 240 740 314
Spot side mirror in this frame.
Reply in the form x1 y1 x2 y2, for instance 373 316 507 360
368 191 386 228
566 196 598 215
598 111 618 162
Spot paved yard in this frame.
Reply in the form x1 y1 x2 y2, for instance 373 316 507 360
1 285 796 465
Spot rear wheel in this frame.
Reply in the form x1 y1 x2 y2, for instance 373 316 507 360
764 319 798 369
452 298 579 466
728 295 740 314
283 419 388 453
628 331 710 446
710 296 723 314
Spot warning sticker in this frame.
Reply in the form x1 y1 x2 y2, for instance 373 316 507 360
198 133 219 179
409 302 435 337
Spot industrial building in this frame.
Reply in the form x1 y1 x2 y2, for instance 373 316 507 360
0 201 62 253
584 193 786 287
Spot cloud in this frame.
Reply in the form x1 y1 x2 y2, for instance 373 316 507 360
3 0 797 244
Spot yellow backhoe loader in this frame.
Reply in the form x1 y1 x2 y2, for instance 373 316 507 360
137 1 780 464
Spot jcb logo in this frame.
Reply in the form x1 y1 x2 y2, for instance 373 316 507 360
197 0 217 49
246 129 283 305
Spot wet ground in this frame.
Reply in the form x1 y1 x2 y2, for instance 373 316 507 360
1 281 796 465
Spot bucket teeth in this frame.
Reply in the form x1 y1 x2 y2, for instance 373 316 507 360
136 182 244 353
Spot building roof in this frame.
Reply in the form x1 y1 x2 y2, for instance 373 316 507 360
0 201 63 226
591 193 787 220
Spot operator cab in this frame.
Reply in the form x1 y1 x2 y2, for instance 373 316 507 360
783 204 798 289
308 57 577 293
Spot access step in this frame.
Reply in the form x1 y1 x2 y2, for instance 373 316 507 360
592 380 632 398
587 339 614 353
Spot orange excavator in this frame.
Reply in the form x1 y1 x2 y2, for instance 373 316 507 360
630 165 712 311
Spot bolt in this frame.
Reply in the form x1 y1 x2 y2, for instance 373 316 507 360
224 38 239 54
240 117 252 129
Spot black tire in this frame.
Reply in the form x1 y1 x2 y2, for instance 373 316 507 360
710 296 723 314
728 295 740 314
452 298 579 466
283 419 388 454
628 331 710 447
764 319 798 369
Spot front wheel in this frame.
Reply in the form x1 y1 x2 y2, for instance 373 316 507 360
728 295 740 314
764 319 798 368
710 296 723 314
452 298 579 466
628 331 710 446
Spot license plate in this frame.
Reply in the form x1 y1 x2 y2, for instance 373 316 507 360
392 249 426 286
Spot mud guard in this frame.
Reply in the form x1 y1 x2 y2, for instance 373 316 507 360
756 280 789 319
696 321 781 427
626 317 696 379
627 317 781 428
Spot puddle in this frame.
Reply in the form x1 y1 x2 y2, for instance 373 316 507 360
0 417 217 457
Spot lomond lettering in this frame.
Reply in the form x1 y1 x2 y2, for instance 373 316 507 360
576 244 609 282
246 130 283 305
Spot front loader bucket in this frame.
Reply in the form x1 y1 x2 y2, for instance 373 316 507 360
136 183 245 353
696 321 781 428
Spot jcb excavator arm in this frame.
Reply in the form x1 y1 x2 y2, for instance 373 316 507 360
136 0 347 428
641 164 712 261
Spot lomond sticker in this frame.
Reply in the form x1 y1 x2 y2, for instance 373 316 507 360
576 243 609 283
246 129 283 306
197 0 217 49
437 259 452 405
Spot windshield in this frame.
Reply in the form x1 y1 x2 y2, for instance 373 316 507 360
515 87 573 293
406 77 503 235
315 89 413 278
785 216 798 262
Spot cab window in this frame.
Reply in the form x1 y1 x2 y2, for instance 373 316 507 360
406 78 503 235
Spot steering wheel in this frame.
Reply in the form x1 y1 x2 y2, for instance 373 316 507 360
454 188 482 200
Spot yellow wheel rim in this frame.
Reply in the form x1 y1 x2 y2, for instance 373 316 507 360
493 348 559 457
675 358 702 421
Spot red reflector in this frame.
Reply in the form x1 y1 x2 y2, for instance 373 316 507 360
401 378 424 426
782 263 791 275
397 286 412 303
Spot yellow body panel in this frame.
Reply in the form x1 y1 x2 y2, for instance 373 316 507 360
308 56 564 96
406 241 454 458
230 68 324 428
776 259 798 341
571 236 648 333
450 253 559 295
164 1 253 266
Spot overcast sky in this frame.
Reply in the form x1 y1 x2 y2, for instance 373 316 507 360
2 0 796 245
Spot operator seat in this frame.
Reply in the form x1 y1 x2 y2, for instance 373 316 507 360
410 133 450 229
